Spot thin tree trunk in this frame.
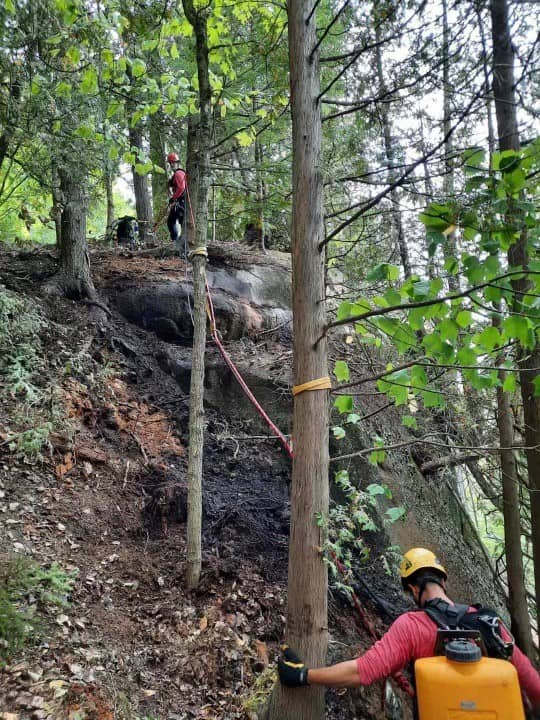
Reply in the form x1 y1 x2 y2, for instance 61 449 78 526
491 0 540 637
104 167 115 237
255 136 266 252
149 111 168 222
266 0 329 718
374 28 411 279
496 381 534 656
182 0 212 590
51 165 62 247
441 0 459 292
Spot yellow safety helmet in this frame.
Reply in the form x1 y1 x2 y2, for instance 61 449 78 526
400 548 447 582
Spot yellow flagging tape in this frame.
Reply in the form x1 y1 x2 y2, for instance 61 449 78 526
189 247 209 260
292 376 332 396
442 224 457 237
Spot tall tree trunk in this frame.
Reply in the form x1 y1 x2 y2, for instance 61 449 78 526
490 0 540 633
182 0 212 590
374 27 411 279
266 0 329 718
54 168 95 300
254 136 266 252
441 0 459 292
104 166 115 237
51 164 62 247
129 123 154 245
149 111 168 222
496 380 534 656
185 116 199 247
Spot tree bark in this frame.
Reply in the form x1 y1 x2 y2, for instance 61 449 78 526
265 0 329 718
185 115 199 247
52 168 95 301
496 382 534 656
374 27 411 279
182 0 212 590
490 0 540 635
129 122 154 246
104 166 115 238
149 110 168 223
441 0 459 292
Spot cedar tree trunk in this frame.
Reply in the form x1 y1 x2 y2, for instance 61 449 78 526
266 0 329 718
491 0 540 635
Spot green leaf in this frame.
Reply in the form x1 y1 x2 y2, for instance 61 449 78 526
385 506 406 523
498 152 521 173
332 426 346 440
456 310 473 328
131 58 147 78
477 326 501 352
369 449 387 466
422 390 445 408
402 415 418 429
334 360 350 383
533 376 540 397
236 130 254 147
412 280 431 298
502 373 517 393
334 395 353 414
419 203 454 232
462 146 485 172
80 67 98 94
366 263 400 282
438 319 459 342
503 316 533 348
366 483 386 497
346 413 361 425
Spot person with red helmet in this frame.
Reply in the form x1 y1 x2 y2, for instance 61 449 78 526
166 152 186 249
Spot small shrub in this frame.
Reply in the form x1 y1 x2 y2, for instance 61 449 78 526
0 557 77 663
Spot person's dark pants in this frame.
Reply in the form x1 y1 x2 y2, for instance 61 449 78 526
167 196 185 249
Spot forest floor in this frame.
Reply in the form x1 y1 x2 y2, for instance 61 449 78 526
0 247 408 720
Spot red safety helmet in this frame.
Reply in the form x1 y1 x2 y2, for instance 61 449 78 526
167 152 179 164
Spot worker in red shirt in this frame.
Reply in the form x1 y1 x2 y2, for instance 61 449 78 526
278 548 540 715
166 152 186 249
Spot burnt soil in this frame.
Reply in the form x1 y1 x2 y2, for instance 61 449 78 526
0 247 412 720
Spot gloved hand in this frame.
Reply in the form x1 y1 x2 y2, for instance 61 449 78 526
277 645 309 687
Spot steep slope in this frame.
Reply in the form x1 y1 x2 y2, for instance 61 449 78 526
0 245 504 720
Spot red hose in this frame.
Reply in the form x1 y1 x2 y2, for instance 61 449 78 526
185 181 293 460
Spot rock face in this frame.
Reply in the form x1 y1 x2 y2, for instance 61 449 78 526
106 246 292 344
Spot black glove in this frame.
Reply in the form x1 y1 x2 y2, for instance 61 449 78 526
278 645 309 687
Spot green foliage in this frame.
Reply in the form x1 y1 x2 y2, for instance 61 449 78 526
323 470 404 574
0 558 77 663
0 287 55 461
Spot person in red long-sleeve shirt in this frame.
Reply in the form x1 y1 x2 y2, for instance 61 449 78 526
166 152 186 249
278 548 540 717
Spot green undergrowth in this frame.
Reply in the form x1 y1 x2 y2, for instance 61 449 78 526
0 557 77 664
0 285 69 461
242 665 276 718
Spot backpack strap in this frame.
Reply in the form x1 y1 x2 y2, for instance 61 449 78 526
423 598 470 630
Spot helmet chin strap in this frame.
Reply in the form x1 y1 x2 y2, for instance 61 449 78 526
416 574 446 607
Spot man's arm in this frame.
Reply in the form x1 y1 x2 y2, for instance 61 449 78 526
308 660 361 688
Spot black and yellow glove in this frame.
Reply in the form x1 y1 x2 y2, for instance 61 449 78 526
278 645 309 687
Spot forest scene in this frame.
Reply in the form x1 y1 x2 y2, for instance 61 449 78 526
0 0 539 718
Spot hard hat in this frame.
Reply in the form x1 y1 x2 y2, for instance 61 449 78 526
167 152 179 163
400 548 447 581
